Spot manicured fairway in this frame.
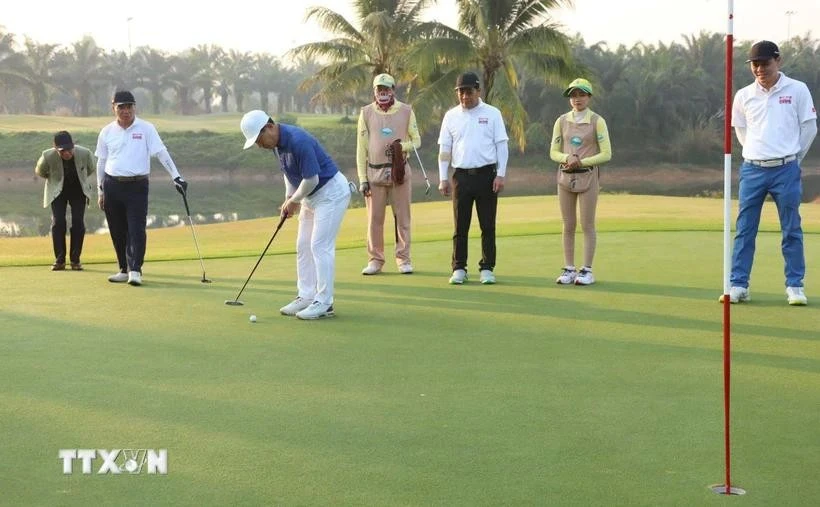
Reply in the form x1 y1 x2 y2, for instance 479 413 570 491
0 196 817 506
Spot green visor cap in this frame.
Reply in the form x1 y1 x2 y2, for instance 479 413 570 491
563 78 594 97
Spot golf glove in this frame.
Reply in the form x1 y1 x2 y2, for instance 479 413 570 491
174 177 188 196
359 182 370 195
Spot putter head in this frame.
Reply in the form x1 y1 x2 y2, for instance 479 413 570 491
424 182 431 195
224 299 244 306
201 277 213 283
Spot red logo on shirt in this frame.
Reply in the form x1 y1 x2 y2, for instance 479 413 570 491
778 95 792 104
132 133 143 139
478 117 488 124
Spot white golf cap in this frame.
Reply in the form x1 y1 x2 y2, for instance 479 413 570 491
240 110 271 149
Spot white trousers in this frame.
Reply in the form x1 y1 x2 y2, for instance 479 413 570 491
296 172 351 305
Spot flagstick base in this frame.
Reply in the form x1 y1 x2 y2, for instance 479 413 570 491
709 484 746 495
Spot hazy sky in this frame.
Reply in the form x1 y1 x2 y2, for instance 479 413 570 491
2 0 817 59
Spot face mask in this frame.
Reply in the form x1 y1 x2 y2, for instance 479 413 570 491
376 91 393 104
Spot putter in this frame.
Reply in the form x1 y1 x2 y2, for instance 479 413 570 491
225 214 287 306
181 192 212 283
411 144 432 195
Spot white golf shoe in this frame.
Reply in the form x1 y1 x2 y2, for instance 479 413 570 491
296 301 335 320
280 297 312 316
449 269 467 285
556 266 577 285
361 262 382 275
398 263 414 274
479 269 496 284
786 286 808 306
127 271 142 286
718 286 750 304
108 271 128 283
575 267 595 286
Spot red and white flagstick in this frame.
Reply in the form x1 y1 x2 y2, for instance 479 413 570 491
713 0 745 495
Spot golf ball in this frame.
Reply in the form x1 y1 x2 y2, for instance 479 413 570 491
249 314 257 323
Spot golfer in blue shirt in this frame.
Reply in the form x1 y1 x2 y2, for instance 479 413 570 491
241 111 351 319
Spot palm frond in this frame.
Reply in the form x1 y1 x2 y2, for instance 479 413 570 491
486 60 529 152
304 6 365 43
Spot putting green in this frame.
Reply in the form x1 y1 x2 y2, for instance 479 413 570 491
0 195 817 505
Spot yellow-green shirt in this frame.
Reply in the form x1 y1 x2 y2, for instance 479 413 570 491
549 109 612 167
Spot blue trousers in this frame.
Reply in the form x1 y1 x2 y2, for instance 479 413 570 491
103 175 149 273
730 160 804 288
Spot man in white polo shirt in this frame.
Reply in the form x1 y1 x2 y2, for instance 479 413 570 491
96 90 188 286
724 41 817 305
437 71 509 285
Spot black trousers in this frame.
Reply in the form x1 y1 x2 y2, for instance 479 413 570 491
50 192 87 264
103 175 149 273
451 165 498 272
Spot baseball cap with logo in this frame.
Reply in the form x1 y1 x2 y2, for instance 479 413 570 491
54 131 74 151
112 90 136 105
563 78 594 97
746 41 780 62
454 72 480 90
373 73 395 89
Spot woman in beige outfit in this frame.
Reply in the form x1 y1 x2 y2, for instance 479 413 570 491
549 78 613 285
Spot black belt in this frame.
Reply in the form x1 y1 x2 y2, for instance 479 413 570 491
454 163 496 175
107 174 148 182
562 168 593 174
367 162 392 169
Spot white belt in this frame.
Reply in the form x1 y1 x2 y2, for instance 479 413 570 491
746 155 796 168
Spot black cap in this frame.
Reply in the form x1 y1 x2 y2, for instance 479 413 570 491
746 41 780 62
54 131 74 151
112 90 136 105
454 72 480 90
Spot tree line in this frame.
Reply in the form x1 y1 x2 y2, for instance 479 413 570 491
2 0 819 164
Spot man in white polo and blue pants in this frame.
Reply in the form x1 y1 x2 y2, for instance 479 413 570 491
725 41 817 305
96 90 187 286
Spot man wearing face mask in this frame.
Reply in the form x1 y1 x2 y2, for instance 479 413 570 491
356 73 421 275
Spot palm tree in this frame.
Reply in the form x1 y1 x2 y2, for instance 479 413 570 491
189 44 223 113
289 56 322 113
0 29 28 113
19 38 59 115
287 0 438 109
214 49 253 112
100 50 134 96
410 0 576 151
133 47 173 114
167 50 205 115
53 36 106 116
782 34 820 96
248 54 285 112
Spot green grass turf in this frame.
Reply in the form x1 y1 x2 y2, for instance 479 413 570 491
0 195 818 506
